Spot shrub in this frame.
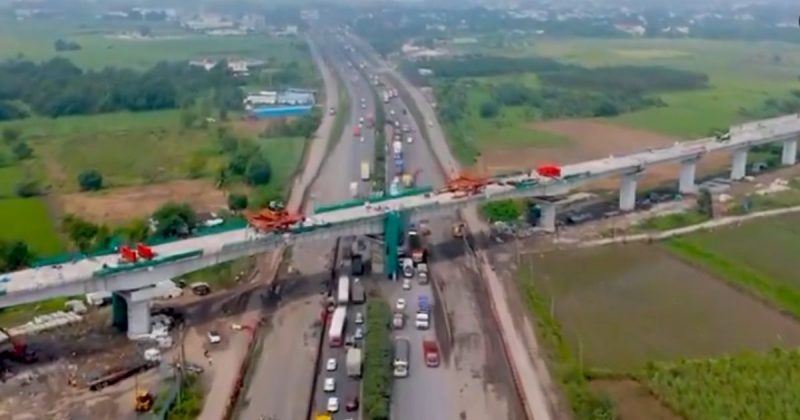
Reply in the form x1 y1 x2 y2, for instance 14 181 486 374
77 169 103 191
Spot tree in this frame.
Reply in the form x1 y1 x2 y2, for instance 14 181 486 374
2 127 20 144
11 141 32 160
697 188 714 218
153 202 197 238
62 215 101 252
227 153 249 176
115 219 150 242
479 101 500 119
245 156 272 185
0 240 33 271
77 169 103 191
227 193 248 211
481 200 523 222
15 179 40 197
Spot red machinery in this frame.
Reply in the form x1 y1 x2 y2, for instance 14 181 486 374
136 244 156 260
0 327 36 365
119 246 138 263
246 209 305 232
440 173 490 196
536 164 562 178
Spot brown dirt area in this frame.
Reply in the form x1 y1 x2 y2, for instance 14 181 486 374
590 379 680 420
56 179 227 225
478 119 732 190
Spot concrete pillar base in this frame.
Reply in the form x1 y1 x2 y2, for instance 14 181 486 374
782 140 797 166
679 159 698 194
731 148 748 181
538 203 557 233
619 173 639 211
127 299 151 338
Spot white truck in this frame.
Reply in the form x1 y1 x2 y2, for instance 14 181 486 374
360 161 370 181
392 140 402 156
393 338 410 377
346 347 362 378
417 263 429 284
349 181 358 198
415 312 430 330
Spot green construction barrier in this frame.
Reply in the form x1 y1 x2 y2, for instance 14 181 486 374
371 186 433 204
384 212 402 277
93 249 204 278
314 199 366 214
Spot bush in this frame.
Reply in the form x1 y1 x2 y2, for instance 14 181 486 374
479 100 500 118
363 300 393 420
77 169 103 191
11 141 32 160
0 240 33 271
245 156 272 186
2 127 20 144
15 179 40 197
152 202 197 238
481 200 523 222
227 193 248 211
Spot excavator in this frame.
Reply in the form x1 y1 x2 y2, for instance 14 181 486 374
245 209 305 233
134 388 154 412
0 327 36 366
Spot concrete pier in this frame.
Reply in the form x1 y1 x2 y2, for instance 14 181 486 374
538 202 557 233
782 139 797 166
679 159 698 194
619 173 639 211
730 148 748 180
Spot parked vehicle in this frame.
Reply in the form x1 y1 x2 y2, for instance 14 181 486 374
346 347 362 378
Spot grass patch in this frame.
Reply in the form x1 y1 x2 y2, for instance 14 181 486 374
176 257 255 290
643 348 800 419
517 259 616 419
165 373 204 420
0 197 62 254
363 300 393 420
0 296 71 328
0 165 22 198
634 210 709 232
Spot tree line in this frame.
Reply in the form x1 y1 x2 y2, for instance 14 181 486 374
0 57 243 120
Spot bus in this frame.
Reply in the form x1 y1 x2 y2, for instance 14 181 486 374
337 275 350 306
393 337 410 377
329 306 347 347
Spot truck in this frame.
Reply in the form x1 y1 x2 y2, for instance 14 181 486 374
407 229 425 263
383 91 390 103
349 181 358 198
346 347 362 378
417 263 429 284
392 140 403 158
351 281 366 304
418 295 431 314
360 161 370 181
401 173 414 188
423 340 440 367
328 306 347 347
337 275 350 305
393 338 410 377
401 258 414 278
394 156 404 171
366 115 374 128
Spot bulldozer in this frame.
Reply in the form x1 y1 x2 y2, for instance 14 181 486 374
134 389 154 412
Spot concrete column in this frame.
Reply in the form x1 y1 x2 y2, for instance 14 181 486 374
619 173 639 211
111 292 128 332
538 202 557 233
730 148 748 180
782 139 797 166
679 159 698 194
126 299 151 338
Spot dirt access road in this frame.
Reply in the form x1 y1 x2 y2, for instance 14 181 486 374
348 32 559 420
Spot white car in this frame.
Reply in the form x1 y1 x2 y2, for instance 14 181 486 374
360 136 365 143
395 298 406 311
406 136 413 144
326 358 337 371
355 312 364 324
324 377 336 393
207 331 221 344
327 397 340 412
402 279 411 290
354 327 364 340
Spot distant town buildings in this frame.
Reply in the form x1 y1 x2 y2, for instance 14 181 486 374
243 89 316 109
188 58 266 76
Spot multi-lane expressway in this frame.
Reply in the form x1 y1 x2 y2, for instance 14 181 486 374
2 112 800 317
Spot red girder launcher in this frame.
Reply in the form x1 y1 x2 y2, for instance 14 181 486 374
119 245 138 264
440 173 490 197
246 209 305 232
136 244 156 260
536 164 562 178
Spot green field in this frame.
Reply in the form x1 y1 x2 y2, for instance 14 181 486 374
0 18 313 71
0 165 22 197
529 38 800 137
0 198 63 254
523 245 800 371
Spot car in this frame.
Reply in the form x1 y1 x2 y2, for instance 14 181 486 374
327 397 340 413
326 357 337 372
402 278 412 290
354 312 364 324
207 330 221 344
360 136 365 143
324 377 336 392
345 335 355 347
360 103 366 109
407 136 413 144
354 327 364 340
395 298 406 311
346 396 360 412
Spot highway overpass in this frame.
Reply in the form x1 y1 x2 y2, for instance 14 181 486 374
2 113 799 336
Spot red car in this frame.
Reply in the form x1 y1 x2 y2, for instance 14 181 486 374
346 396 360 412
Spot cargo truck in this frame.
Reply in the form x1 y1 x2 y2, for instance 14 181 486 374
394 156 404 171
423 340 440 367
401 173 413 188
360 161 370 181
407 229 425 263
351 281 366 304
392 140 403 157
346 347 362 378
337 275 350 305
417 263 429 284
401 258 414 278
393 338 410 377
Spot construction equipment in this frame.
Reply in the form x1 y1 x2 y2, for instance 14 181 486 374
536 164 562 178
136 243 156 260
440 173 490 196
0 327 36 364
135 389 154 412
119 245 138 264
245 209 304 233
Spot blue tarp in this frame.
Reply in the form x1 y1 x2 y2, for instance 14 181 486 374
251 105 313 119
